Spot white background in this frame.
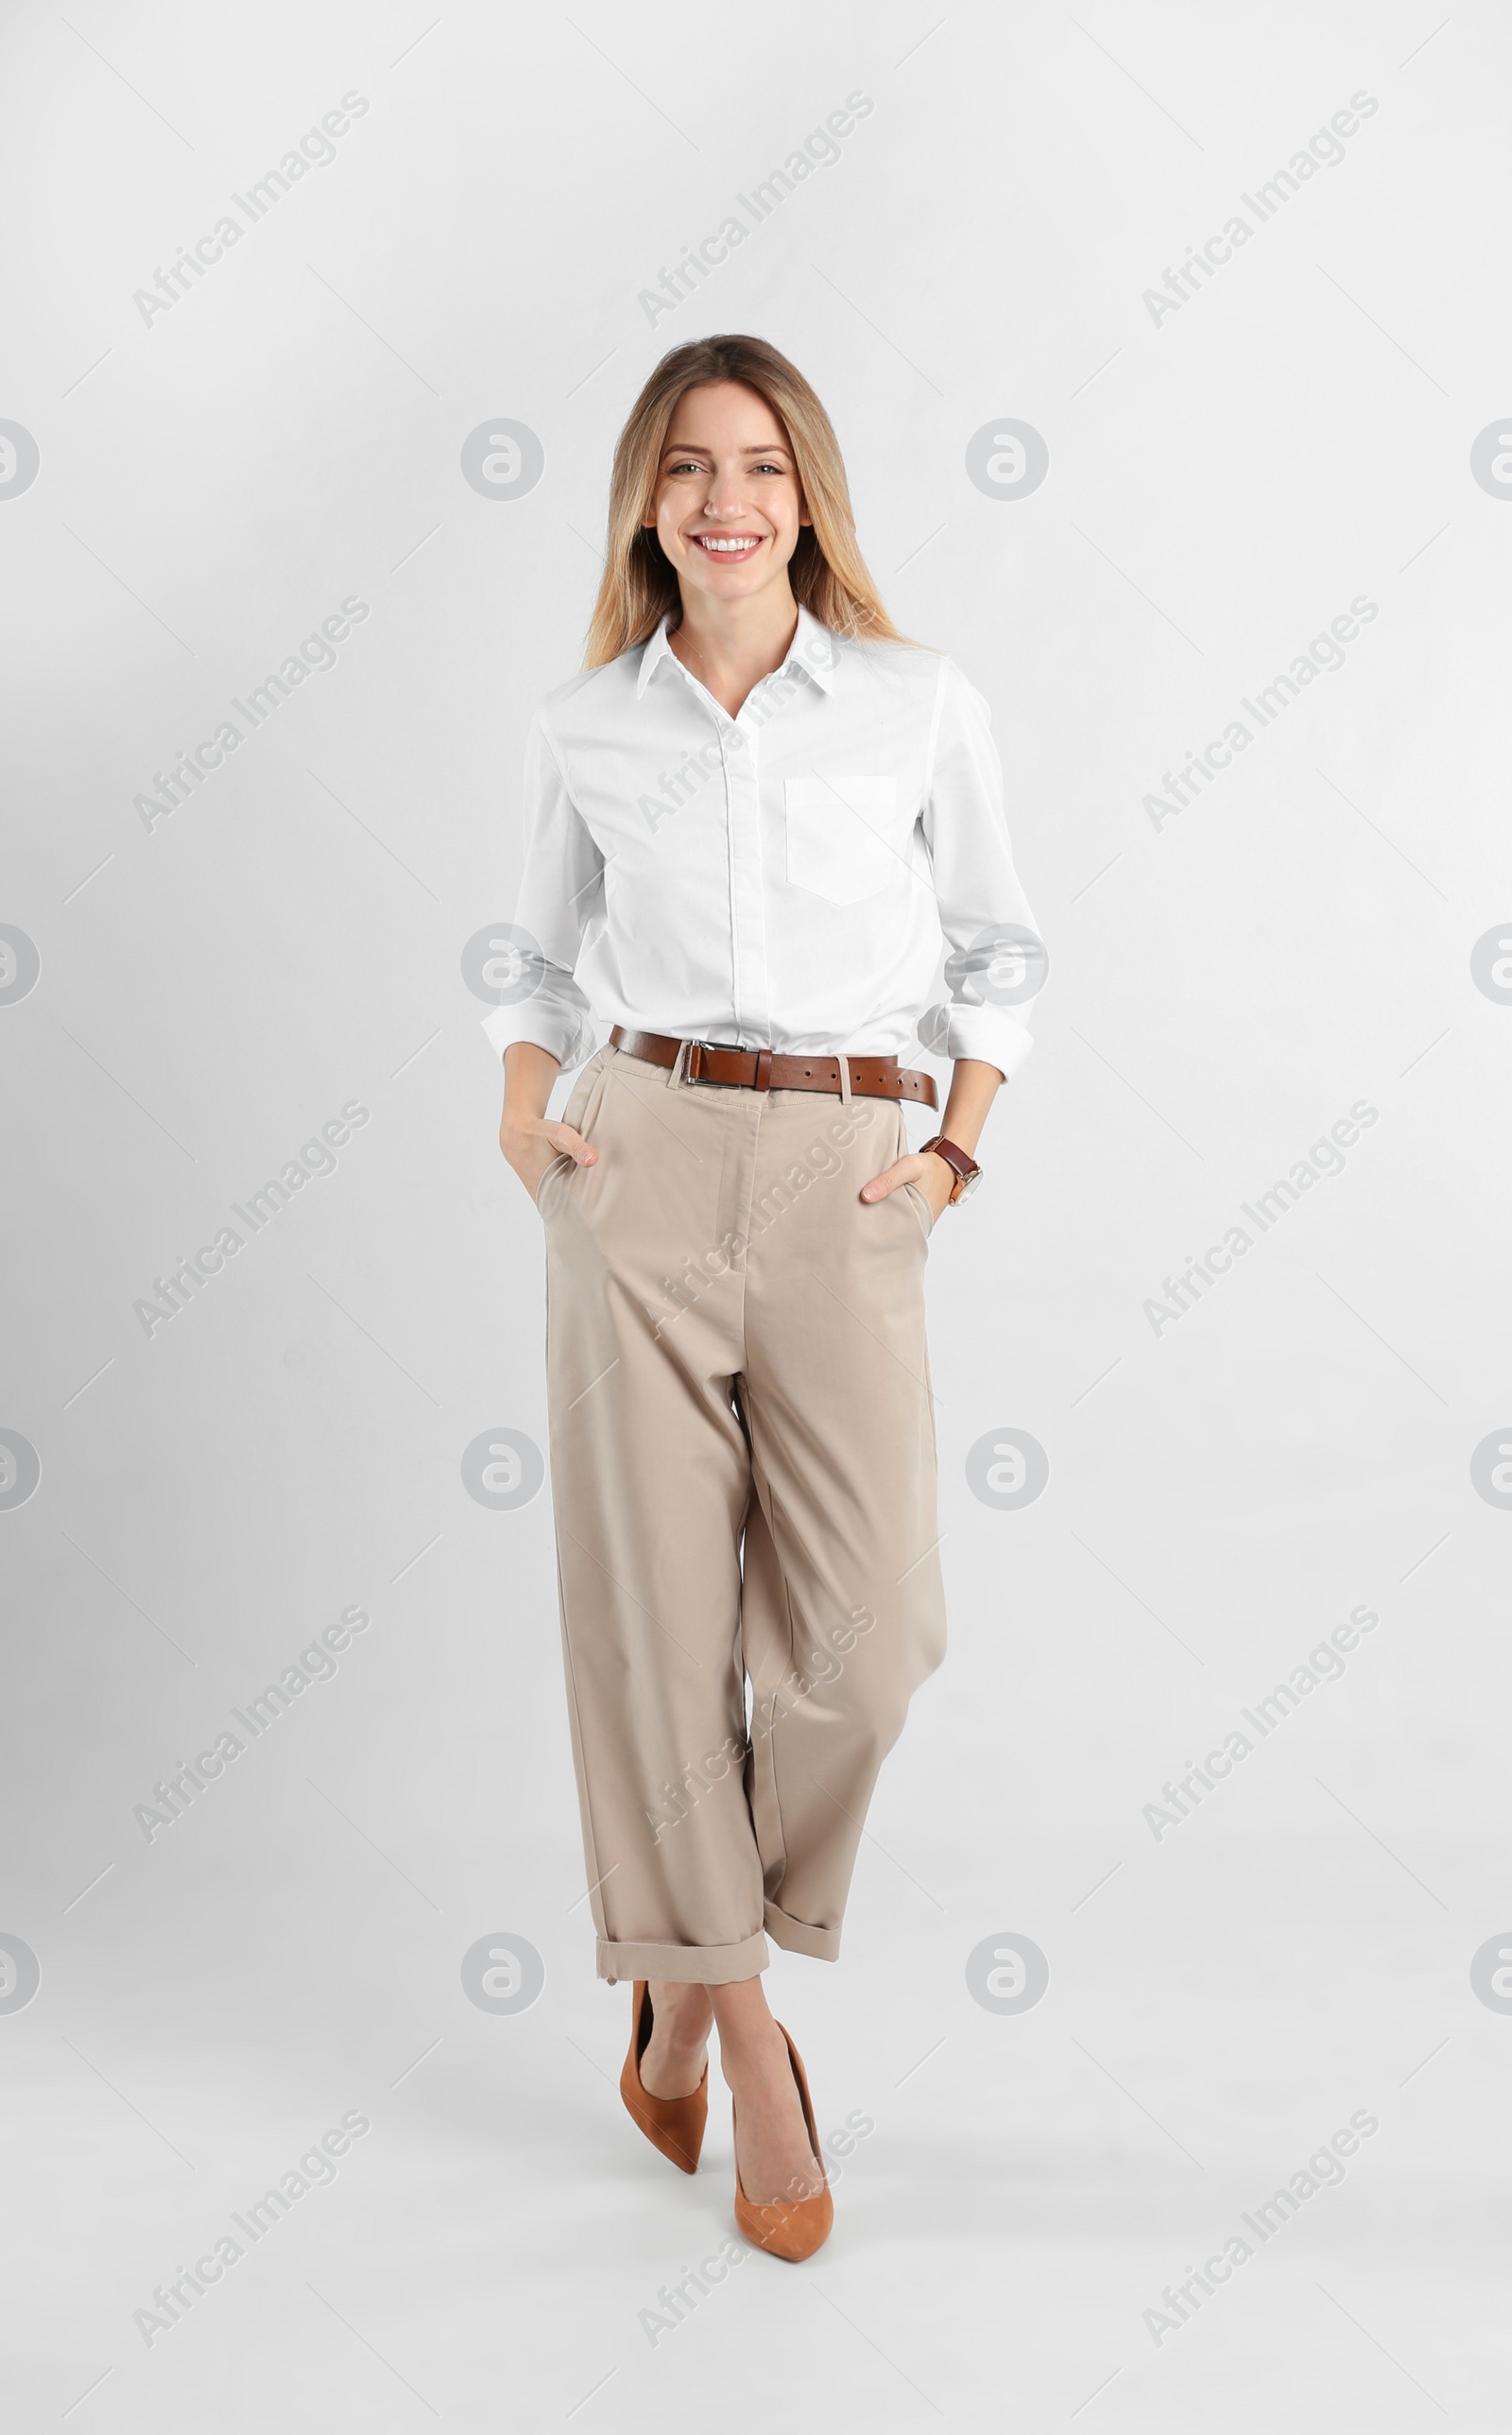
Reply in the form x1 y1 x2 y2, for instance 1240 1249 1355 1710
4 2 1511 2426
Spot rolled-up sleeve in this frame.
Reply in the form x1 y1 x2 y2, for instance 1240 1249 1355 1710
480 708 602 1071
921 657 1045 1082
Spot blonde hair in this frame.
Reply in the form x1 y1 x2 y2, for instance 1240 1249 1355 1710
583 335 908 667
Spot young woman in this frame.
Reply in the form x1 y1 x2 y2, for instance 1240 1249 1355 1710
486 335 1041 2260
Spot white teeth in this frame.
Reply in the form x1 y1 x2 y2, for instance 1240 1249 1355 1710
697 535 760 552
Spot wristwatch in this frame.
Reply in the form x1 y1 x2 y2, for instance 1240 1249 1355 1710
919 1135 982 1205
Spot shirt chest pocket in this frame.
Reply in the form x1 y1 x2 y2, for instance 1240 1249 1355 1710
784 774 901 907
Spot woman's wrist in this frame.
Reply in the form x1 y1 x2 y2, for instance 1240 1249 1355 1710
936 1057 1004 1162
502 1041 561 1131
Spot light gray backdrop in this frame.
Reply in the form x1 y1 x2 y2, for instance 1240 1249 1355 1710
4 2 1510 2426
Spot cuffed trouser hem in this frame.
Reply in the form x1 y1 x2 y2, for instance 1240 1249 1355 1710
764 1901 840 1962
597 1927 770 1986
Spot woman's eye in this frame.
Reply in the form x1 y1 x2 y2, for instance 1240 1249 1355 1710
665 458 785 477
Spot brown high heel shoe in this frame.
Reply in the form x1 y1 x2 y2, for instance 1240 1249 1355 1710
732 2024 833 2262
619 1980 708 2173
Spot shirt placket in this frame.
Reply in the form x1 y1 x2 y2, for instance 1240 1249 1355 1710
726 697 769 1046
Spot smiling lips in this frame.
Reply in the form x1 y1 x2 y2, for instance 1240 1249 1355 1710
691 532 765 559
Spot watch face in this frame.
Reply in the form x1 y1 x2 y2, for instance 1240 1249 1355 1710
955 1166 983 1201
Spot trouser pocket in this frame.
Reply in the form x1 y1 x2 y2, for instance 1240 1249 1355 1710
538 1048 613 1215
533 1151 573 1210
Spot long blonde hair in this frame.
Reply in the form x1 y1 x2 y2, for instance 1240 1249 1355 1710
583 335 907 667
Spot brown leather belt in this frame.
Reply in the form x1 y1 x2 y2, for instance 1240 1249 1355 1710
609 1026 937 1108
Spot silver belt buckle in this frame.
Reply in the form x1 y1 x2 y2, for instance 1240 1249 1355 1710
684 1038 747 1088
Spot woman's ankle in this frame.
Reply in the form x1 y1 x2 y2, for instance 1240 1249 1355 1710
645 1980 713 2044
715 2016 790 2084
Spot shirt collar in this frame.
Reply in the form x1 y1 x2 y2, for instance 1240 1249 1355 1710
634 613 676 698
635 599 843 699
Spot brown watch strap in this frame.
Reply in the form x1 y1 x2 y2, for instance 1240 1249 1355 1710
919 1134 980 1200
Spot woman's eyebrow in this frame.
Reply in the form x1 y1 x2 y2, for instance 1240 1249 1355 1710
661 440 793 460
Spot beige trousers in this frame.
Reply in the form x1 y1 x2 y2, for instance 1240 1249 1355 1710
537 1043 946 1984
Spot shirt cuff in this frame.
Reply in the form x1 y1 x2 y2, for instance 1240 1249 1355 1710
480 1003 595 1071
944 1004 1034 1082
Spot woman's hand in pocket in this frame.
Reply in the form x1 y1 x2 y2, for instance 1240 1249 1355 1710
499 1113 597 1206
860 1149 954 1222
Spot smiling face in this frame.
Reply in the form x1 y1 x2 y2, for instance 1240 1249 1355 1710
645 380 811 610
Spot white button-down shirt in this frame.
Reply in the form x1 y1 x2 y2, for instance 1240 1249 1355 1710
481 603 1043 1081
